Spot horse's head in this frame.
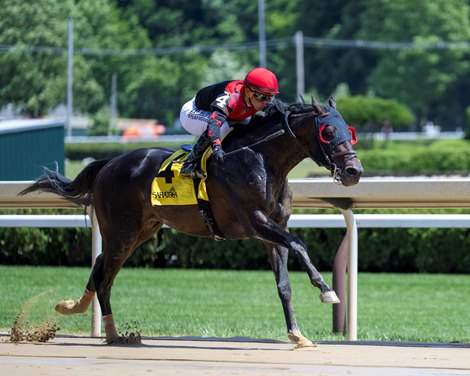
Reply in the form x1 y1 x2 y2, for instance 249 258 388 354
310 97 363 186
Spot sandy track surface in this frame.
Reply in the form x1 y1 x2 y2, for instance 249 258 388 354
0 335 469 376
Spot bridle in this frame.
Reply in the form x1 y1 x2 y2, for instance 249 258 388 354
282 107 358 184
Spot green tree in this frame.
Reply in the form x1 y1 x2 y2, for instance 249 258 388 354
73 0 153 115
0 0 74 117
295 0 377 98
0 0 153 117
358 0 470 126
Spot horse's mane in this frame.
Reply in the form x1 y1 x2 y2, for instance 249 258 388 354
260 99 315 123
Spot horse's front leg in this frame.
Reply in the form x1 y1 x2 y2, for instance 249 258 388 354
288 236 340 304
266 242 316 348
253 210 339 303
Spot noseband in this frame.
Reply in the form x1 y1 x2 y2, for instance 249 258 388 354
282 108 357 184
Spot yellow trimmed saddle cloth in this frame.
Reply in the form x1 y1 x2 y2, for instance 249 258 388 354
151 146 224 240
151 148 211 206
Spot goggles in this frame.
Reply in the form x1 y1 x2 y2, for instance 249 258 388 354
251 90 274 103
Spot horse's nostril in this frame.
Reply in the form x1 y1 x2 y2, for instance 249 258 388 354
346 167 362 176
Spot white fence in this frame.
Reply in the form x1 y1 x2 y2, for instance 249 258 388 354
2 177 470 340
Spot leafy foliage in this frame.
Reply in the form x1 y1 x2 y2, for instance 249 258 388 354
337 95 415 131
1 0 470 129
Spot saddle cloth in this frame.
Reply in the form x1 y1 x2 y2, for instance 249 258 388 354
150 148 210 206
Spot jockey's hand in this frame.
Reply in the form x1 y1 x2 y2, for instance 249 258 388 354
212 145 225 165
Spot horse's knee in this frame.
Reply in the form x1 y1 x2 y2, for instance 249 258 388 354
277 280 292 301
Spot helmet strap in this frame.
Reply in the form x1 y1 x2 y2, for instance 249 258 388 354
245 88 255 107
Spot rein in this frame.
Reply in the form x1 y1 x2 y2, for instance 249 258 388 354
224 129 285 157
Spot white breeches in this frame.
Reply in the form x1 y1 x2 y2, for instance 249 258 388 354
179 97 249 137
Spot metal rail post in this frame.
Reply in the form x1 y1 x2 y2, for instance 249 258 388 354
332 234 348 333
90 208 102 337
340 208 358 341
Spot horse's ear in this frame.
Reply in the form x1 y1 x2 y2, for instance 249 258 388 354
311 97 323 115
328 96 337 110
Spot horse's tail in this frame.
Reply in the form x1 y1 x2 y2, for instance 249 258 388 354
18 159 111 207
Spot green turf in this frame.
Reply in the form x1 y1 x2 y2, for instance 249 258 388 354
0 266 468 343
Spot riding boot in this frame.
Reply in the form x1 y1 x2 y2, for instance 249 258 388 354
180 133 211 178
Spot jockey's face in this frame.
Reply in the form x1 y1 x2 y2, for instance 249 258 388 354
246 88 274 111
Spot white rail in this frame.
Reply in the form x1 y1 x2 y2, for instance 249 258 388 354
0 214 91 227
5 213 470 229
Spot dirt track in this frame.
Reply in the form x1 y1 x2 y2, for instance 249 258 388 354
0 334 469 376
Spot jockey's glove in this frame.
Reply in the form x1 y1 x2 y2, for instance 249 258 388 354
212 145 225 165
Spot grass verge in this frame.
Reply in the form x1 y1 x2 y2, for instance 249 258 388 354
0 266 468 343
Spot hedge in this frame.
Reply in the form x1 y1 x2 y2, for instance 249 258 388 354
2 209 470 273
357 140 470 175
65 141 182 160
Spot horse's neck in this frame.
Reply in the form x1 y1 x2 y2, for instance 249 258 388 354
241 124 309 180
224 110 314 180
264 131 309 180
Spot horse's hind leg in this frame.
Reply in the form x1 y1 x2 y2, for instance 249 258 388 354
56 246 125 342
55 257 104 316
266 243 315 348
56 220 163 343
54 252 113 321
55 287 95 315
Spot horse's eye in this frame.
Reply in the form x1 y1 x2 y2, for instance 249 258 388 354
321 126 336 142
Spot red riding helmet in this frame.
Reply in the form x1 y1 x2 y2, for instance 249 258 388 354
244 67 280 95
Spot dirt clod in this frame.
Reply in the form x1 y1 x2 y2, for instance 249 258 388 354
9 290 60 343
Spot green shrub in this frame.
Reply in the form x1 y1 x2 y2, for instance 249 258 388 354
0 210 92 266
358 138 470 175
337 95 415 132
65 141 182 160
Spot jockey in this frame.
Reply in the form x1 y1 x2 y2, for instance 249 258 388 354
179 67 280 178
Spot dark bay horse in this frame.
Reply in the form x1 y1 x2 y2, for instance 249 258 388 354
20 98 363 347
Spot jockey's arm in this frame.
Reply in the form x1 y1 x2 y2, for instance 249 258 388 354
207 92 230 147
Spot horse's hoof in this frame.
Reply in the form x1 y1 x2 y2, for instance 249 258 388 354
294 339 317 349
55 299 76 315
105 336 121 345
320 291 340 304
55 299 87 315
288 332 317 349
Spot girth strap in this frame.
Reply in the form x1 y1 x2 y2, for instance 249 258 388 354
192 178 225 241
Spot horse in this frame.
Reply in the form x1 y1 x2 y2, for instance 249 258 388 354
20 97 363 347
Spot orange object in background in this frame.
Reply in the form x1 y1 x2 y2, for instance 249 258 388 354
121 121 166 141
